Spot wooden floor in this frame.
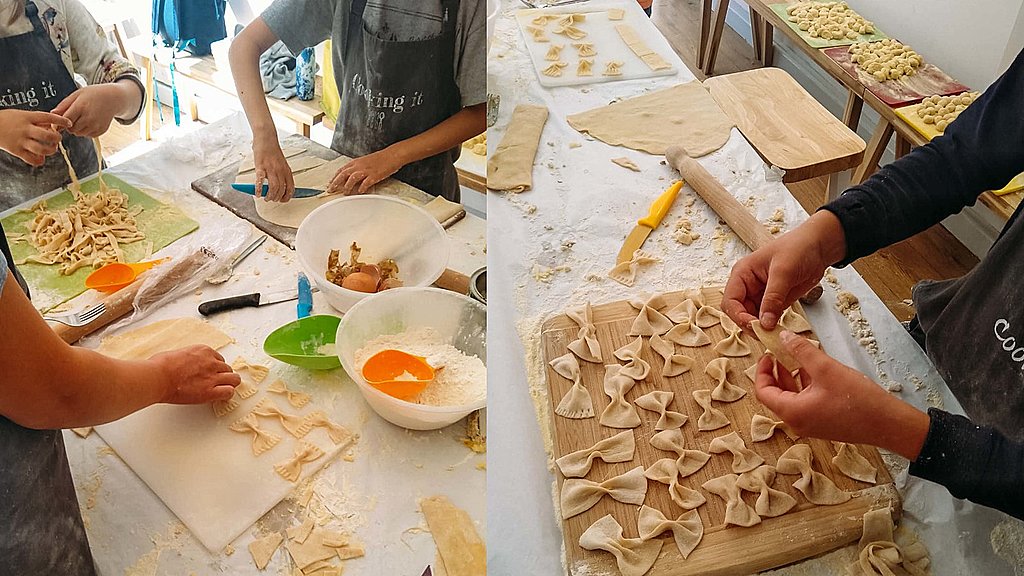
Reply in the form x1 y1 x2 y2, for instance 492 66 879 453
650 0 979 321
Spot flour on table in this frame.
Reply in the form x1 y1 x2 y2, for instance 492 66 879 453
354 327 485 407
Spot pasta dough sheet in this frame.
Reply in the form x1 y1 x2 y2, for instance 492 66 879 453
486 104 550 192
566 82 734 156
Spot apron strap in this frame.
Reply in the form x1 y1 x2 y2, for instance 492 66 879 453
24 1 46 35
351 0 368 19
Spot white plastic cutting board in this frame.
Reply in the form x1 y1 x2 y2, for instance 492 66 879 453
95 344 349 552
515 2 678 87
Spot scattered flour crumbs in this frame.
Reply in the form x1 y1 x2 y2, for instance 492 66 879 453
354 327 485 406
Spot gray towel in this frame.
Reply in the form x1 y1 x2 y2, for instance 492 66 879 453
259 41 297 100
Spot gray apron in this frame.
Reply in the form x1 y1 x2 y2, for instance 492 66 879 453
333 0 463 201
0 0 97 212
913 201 1024 443
0 3 97 573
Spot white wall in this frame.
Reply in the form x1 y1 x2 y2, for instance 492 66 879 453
851 0 1024 90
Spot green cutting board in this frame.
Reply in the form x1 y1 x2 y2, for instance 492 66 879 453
769 3 888 48
2 174 198 311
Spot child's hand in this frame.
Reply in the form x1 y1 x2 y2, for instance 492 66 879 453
252 136 295 202
0 110 72 166
753 330 930 460
327 148 404 195
52 82 139 138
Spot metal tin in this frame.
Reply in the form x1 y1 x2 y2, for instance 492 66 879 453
468 267 486 304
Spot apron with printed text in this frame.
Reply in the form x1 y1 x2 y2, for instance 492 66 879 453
0 0 97 212
334 0 462 201
0 4 96 574
913 202 1024 443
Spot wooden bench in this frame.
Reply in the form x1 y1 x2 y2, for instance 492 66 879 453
699 0 1019 219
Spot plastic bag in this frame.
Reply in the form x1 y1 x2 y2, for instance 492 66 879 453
108 221 253 331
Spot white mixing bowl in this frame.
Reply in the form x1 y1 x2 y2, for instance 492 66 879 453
336 287 486 430
295 196 449 312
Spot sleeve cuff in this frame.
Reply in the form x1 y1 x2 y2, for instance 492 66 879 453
113 74 146 125
909 408 992 490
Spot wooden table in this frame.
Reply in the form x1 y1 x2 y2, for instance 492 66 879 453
699 0 1021 220
128 39 325 139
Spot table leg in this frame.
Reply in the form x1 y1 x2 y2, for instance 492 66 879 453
750 7 763 61
842 90 864 132
141 54 154 141
853 121 895 184
703 0 731 76
698 0 712 69
895 134 911 159
760 21 774 66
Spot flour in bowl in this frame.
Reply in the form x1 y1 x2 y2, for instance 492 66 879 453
354 327 486 407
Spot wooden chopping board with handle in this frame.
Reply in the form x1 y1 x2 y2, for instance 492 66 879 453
541 287 899 576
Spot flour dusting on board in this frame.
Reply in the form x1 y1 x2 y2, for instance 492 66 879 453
354 327 485 406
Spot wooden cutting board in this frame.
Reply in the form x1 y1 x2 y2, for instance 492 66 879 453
704 68 865 182
515 2 678 87
190 135 334 249
767 3 889 48
541 288 899 576
822 46 970 107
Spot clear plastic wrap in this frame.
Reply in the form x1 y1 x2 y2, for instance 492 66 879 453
108 221 253 331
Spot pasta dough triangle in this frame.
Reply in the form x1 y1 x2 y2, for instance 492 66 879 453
832 442 878 484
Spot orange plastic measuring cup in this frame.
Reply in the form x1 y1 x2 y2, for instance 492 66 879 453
361 349 435 400
85 258 168 293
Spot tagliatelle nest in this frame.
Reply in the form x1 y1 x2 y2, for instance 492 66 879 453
11 141 146 275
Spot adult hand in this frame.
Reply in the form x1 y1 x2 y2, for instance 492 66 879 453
251 135 295 202
52 84 133 138
149 345 241 404
723 211 847 330
0 109 71 166
327 148 405 196
753 330 930 460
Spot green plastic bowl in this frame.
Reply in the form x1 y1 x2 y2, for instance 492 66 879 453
263 314 343 370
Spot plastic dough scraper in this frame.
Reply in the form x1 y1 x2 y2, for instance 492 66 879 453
616 180 684 264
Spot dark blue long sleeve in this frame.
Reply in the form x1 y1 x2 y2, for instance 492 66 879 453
824 48 1024 265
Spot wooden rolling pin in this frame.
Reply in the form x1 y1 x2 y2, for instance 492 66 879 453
52 249 216 345
665 145 824 304
434 268 471 295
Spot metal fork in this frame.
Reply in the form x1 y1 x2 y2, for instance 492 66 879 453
43 303 107 327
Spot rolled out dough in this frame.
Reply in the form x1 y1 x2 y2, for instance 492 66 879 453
420 495 486 576
486 104 550 192
253 165 428 228
566 82 734 156
97 318 233 361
